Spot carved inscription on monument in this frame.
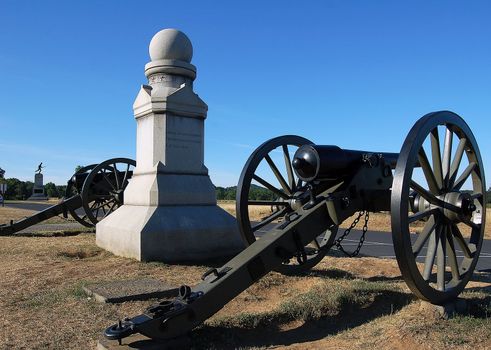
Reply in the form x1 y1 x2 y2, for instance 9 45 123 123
167 131 201 150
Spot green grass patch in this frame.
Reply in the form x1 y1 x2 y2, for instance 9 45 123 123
56 244 103 259
210 279 396 329
19 280 92 309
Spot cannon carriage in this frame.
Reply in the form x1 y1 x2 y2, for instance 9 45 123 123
0 158 135 235
104 111 486 342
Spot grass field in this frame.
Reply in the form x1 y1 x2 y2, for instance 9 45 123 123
0 203 489 349
0 233 489 349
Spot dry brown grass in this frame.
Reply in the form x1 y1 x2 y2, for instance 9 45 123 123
0 207 37 223
0 233 489 349
0 203 489 349
218 201 272 222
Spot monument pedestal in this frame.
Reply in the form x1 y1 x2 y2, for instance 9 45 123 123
96 29 244 262
97 204 242 261
28 173 48 200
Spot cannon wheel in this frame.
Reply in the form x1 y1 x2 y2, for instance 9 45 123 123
65 164 97 227
237 135 337 275
392 111 486 304
81 158 136 226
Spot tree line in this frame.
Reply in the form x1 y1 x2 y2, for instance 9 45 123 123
215 185 278 201
1 178 66 200
1 177 491 205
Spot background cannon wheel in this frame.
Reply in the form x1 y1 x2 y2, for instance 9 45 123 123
65 164 97 227
81 158 136 226
237 135 337 274
391 111 486 304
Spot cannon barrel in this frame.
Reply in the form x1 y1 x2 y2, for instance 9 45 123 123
292 145 399 182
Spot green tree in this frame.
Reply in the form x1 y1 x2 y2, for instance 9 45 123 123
74 165 84 173
44 182 60 198
57 185 67 198
5 178 21 199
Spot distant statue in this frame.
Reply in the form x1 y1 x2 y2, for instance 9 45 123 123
36 162 45 174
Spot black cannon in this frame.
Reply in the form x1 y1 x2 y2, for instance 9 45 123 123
0 158 135 235
103 111 486 342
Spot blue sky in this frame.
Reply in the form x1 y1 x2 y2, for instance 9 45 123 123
1 1 490 188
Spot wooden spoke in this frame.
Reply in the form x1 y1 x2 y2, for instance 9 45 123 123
423 228 438 281
410 180 439 205
453 162 476 191
282 145 296 192
252 174 289 200
112 164 120 190
448 138 467 189
436 226 447 291
412 215 436 256
103 201 118 218
408 208 438 223
264 154 292 195
449 224 473 258
418 148 440 193
121 163 130 187
430 128 443 190
442 128 453 188
446 229 461 281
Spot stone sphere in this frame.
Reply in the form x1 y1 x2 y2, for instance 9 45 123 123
149 29 193 63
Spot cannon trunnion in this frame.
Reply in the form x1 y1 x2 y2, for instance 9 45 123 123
103 111 486 342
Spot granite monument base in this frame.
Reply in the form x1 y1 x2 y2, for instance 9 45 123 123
96 204 244 262
28 173 48 200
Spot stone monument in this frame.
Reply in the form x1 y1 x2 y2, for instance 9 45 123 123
28 163 48 200
96 29 244 262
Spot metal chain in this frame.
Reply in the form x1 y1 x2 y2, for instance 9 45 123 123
333 211 369 257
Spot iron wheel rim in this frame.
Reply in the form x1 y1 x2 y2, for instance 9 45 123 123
236 135 337 274
391 111 486 304
81 158 136 225
65 164 97 228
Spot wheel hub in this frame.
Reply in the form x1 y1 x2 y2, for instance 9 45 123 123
442 191 474 223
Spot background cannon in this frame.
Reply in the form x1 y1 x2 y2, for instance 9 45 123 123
0 158 135 235
103 111 486 342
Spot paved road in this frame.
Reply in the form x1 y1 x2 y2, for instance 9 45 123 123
1 201 86 234
256 225 491 272
3 201 54 211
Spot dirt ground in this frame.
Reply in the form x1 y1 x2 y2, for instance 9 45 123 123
0 204 490 349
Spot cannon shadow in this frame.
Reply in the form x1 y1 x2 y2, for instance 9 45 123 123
190 290 413 349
